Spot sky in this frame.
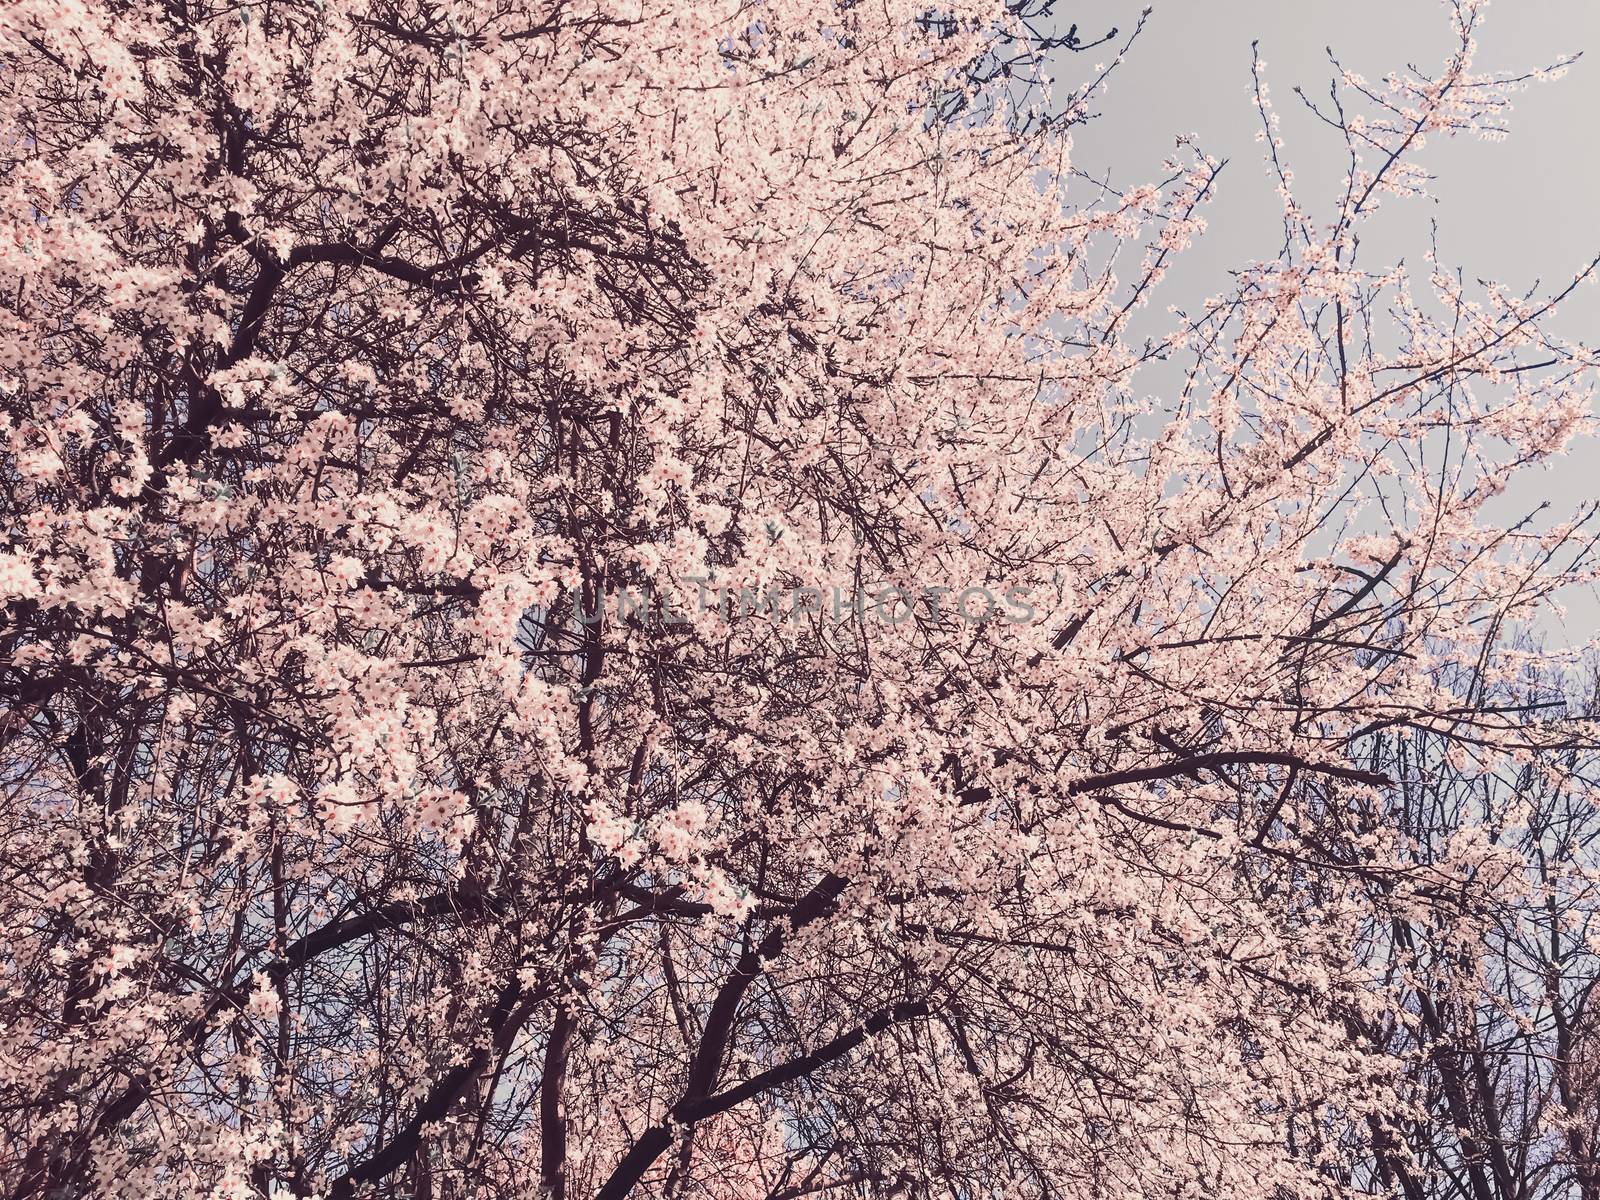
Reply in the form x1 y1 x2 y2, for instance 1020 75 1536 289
1043 0 1600 647
1054 1 1599 342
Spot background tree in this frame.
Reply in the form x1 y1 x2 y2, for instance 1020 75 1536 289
0 0 1596 1197
1334 652 1600 1200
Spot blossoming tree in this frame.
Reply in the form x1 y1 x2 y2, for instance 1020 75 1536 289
1 0 1597 1196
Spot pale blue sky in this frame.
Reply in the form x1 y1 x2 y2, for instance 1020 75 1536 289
1046 1 1600 649
1056 1 1599 342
